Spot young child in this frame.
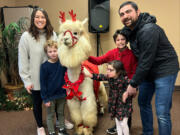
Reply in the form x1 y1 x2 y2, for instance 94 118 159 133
40 40 69 135
88 29 137 80
85 60 132 135
88 29 137 134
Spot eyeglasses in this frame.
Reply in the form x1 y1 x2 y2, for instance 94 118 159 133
107 68 115 72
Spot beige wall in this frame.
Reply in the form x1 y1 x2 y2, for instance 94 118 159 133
35 0 98 57
37 0 180 85
1 0 180 85
0 0 37 7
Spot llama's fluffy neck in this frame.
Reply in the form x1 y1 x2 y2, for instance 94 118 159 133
58 42 90 82
58 22 91 82
67 66 81 83
58 35 90 67
58 36 91 82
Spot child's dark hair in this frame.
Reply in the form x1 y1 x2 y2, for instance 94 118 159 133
113 29 129 43
108 60 127 77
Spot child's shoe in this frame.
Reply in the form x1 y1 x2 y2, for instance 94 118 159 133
49 132 56 135
56 119 74 129
65 119 74 129
58 128 69 135
106 125 117 134
37 127 46 135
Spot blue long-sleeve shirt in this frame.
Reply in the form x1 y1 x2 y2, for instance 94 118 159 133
40 60 66 103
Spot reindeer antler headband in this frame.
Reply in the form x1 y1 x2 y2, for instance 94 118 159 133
59 11 66 23
59 9 76 23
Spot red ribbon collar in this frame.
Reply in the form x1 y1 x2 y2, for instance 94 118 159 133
63 66 86 101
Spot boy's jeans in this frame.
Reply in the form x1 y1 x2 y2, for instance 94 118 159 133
46 98 66 133
138 73 177 135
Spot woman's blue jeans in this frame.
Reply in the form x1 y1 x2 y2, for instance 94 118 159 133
138 73 178 135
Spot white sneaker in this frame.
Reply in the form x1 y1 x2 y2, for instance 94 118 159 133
56 119 74 129
65 119 74 129
37 127 46 135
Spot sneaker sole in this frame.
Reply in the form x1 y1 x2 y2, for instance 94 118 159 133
106 130 117 135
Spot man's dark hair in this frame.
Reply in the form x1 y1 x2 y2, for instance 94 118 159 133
119 1 138 14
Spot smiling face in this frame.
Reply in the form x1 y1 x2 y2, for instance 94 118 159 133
34 10 46 30
119 4 140 30
115 34 127 51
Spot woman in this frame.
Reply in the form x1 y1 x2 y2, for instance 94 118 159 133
18 8 57 135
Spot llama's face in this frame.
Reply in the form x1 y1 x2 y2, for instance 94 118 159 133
58 19 91 68
59 20 83 48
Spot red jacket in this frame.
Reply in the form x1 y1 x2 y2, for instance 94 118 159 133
88 47 137 79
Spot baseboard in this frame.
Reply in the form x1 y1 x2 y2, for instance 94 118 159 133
175 85 180 91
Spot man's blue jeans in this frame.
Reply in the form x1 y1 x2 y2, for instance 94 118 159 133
138 73 178 135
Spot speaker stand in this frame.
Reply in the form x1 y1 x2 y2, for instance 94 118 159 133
97 33 100 56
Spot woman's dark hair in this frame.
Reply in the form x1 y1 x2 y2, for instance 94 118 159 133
29 8 53 40
108 60 127 77
113 29 129 43
119 1 138 12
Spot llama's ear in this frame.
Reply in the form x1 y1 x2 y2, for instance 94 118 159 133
59 20 62 25
82 18 88 25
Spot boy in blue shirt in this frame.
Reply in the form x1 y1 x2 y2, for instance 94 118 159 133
40 40 69 135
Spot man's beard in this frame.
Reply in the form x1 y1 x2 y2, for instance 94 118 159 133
124 19 137 29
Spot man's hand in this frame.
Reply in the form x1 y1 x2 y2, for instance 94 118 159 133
122 91 129 103
127 84 137 97
26 84 33 94
123 85 137 103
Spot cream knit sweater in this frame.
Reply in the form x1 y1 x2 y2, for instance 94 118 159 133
18 31 57 90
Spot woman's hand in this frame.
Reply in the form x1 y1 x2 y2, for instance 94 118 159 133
26 84 34 94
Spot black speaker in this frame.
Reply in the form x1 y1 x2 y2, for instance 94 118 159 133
88 0 110 33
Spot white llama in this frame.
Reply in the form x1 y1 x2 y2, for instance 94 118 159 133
57 10 108 135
